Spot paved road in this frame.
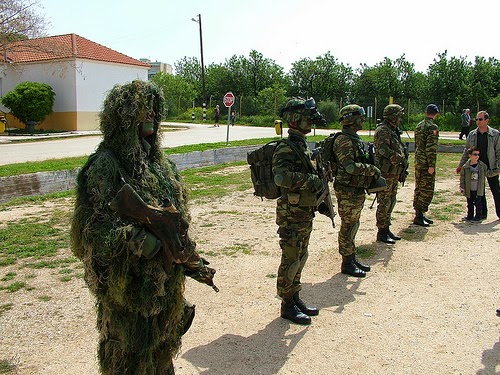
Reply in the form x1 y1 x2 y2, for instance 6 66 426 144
0 122 460 166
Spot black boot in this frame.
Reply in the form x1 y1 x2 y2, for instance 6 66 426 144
341 254 366 277
413 213 429 227
377 228 396 244
293 292 319 316
281 299 311 325
181 301 196 335
353 256 371 272
387 228 401 241
422 215 433 224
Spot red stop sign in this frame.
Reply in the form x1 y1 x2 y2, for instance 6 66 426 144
223 92 235 107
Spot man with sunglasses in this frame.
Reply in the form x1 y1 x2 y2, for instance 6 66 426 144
332 104 381 277
456 111 500 220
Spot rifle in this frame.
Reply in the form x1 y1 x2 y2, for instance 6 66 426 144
312 148 336 227
109 183 218 292
399 142 410 186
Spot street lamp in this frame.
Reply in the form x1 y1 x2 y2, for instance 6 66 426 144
191 14 207 122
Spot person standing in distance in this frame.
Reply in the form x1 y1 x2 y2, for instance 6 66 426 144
374 104 407 244
456 111 500 220
413 104 440 226
459 108 471 140
332 105 381 277
272 97 325 325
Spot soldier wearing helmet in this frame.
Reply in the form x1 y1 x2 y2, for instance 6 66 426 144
272 97 326 325
373 104 408 244
331 104 381 277
413 103 440 226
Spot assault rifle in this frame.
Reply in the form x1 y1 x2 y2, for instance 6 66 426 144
312 148 336 228
109 183 218 292
399 142 410 186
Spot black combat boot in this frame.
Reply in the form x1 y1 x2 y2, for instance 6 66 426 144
293 292 319 316
387 228 401 241
422 215 433 224
353 256 371 272
413 212 429 227
281 298 311 325
377 228 396 244
341 254 366 277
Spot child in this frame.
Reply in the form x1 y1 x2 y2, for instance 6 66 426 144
459 147 488 221
230 111 236 126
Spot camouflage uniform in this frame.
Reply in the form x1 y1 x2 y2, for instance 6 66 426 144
273 131 319 300
374 108 407 232
273 96 325 325
334 126 379 257
413 115 439 217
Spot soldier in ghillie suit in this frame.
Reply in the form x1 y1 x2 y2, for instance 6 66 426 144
374 104 408 244
272 97 327 325
413 104 440 227
70 80 216 374
332 105 381 277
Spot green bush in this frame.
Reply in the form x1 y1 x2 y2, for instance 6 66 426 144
1 81 55 130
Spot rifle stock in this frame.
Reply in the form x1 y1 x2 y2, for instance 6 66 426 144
109 183 194 265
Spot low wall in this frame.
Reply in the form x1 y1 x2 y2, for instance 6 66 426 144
0 145 260 203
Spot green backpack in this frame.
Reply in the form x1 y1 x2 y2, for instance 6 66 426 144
247 139 304 200
316 133 341 178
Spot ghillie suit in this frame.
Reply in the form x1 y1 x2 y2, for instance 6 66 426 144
71 80 215 374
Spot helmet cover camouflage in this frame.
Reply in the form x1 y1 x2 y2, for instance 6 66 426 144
339 104 365 126
279 97 323 133
383 104 404 119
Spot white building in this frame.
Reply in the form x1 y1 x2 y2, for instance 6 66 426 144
0 33 150 131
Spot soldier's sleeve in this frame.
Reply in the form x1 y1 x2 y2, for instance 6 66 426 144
272 143 312 189
375 126 403 166
425 125 439 167
336 135 378 177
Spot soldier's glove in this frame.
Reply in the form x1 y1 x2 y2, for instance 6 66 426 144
317 202 332 218
308 175 324 193
128 228 161 259
373 166 382 180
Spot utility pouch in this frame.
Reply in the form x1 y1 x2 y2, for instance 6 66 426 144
287 192 300 205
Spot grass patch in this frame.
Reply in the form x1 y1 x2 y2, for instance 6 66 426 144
221 243 252 256
0 357 17 374
38 295 51 302
356 245 376 259
0 303 14 317
0 272 16 281
1 281 26 293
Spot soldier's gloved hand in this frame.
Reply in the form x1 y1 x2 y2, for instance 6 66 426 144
308 175 324 193
373 166 382 180
317 202 332 218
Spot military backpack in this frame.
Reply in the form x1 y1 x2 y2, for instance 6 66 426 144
316 132 342 178
247 139 305 200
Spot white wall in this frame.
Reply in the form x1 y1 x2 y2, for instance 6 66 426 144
75 59 148 112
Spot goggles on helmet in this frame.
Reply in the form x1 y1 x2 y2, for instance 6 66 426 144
280 97 326 125
339 107 366 122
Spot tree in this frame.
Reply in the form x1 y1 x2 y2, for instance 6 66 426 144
1 81 55 131
1 0 49 60
151 72 196 117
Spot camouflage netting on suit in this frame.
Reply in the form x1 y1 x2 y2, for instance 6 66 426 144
71 80 189 374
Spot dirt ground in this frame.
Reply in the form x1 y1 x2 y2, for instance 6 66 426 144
0 173 499 375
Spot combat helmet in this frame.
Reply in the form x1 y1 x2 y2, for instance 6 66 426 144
383 104 404 119
339 104 366 126
279 97 326 133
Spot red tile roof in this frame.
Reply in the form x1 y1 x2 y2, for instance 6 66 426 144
2 33 150 67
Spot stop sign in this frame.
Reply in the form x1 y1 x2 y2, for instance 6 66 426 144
223 92 235 108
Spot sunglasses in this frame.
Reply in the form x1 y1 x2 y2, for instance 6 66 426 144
475 118 485 121
472 153 480 156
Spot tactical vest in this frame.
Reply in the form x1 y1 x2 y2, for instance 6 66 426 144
375 123 406 176
334 133 373 189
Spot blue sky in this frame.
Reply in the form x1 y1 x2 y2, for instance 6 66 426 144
41 0 499 74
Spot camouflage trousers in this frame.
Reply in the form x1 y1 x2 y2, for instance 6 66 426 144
413 168 436 213
335 187 365 256
276 199 314 300
376 174 399 229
